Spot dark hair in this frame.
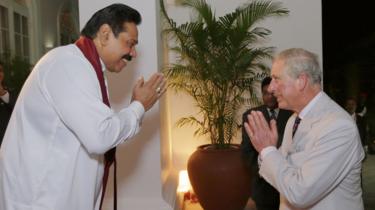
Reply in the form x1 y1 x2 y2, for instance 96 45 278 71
346 96 357 103
81 3 142 39
261 76 272 89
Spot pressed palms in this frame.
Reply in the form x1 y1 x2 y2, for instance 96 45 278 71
161 0 289 148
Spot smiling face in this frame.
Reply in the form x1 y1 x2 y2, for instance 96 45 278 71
268 59 300 112
96 22 138 73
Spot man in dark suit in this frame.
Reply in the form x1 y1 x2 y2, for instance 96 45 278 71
345 97 367 151
0 61 16 145
241 76 292 210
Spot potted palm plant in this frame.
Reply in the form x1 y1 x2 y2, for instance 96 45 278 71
160 0 288 209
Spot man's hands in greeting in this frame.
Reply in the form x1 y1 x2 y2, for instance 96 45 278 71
132 72 166 111
244 111 278 153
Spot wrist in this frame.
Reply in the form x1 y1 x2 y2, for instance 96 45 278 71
260 146 277 160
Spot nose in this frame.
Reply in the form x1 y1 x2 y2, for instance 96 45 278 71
130 48 137 59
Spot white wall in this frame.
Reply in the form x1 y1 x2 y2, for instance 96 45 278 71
26 0 43 64
78 0 322 209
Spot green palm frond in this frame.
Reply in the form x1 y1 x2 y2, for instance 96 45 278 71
160 0 289 147
236 0 289 30
176 116 203 127
182 0 215 25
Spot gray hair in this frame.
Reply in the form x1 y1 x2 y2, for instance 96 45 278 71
275 48 322 84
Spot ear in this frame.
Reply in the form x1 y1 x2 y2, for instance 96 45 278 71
96 24 112 46
296 73 308 91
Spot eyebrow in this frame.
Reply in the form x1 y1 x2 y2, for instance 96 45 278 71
128 39 138 45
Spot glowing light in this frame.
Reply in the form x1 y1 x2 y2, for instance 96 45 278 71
177 170 191 193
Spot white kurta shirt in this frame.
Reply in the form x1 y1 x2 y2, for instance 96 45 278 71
0 44 144 210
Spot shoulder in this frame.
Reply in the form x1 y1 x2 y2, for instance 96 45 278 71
309 93 350 120
47 45 90 68
279 109 293 117
33 45 98 94
242 106 265 122
310 98 357 140
36 45 95 80
36 45 89 70
243 105 266 116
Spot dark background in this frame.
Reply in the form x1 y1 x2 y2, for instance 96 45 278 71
322 1 375 138
322 3 375 209
322 2 375 105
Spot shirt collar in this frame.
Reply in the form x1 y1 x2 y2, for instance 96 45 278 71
267 107 279 116
298 91 323 119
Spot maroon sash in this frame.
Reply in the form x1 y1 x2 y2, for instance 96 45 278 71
75 36 117 210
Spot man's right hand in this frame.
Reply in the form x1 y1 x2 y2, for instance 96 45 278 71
131 72 166 111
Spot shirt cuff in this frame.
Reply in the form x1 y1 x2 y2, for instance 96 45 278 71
128 100 145 122
258 146 277 166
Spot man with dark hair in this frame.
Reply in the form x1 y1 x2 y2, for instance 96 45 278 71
81 3 142 39
241 76 292 210
0 61 16 145
0 4 165 210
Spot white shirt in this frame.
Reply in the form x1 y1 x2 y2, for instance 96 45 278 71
0 44 144 210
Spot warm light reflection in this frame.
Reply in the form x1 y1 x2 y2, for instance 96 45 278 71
177 170 190 192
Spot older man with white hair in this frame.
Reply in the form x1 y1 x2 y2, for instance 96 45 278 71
244 48 364 210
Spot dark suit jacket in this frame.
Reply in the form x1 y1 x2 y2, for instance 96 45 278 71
241 105 292 209
0 88 16 145
354 114 367 146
